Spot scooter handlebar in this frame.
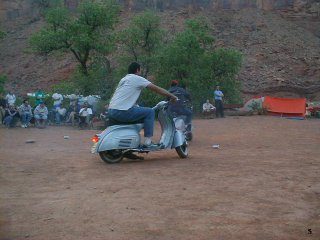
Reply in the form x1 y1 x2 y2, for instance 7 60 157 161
152 101 168 110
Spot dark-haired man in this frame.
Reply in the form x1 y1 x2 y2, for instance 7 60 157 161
34 101 48 128
108 62 178 148
19 99 33 128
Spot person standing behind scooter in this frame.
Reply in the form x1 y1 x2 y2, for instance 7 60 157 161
108 62 178 148
168 80 192 132
214 85 224 118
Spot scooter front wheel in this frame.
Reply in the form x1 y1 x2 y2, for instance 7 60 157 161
99 150 124 164
175 142 188 158
185 131 193 142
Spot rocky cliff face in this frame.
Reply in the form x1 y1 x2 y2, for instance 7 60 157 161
1 0 319 22
0 0 319 101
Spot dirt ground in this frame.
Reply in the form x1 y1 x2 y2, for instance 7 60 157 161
0 116 319 240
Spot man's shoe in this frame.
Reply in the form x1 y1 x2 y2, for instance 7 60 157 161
142 143 162 149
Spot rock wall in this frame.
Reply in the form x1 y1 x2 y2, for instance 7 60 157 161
0 0 39 22
0 0 318 22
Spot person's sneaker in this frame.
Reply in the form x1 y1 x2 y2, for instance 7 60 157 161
21 124 26 128
141 142 161 149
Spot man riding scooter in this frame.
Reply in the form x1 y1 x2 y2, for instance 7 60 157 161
168 80 193 133
108 62 178 159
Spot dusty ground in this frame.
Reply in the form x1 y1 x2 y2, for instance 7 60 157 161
0 116 319 240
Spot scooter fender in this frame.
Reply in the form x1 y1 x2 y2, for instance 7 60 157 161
97 124 143 152
172 130 185 148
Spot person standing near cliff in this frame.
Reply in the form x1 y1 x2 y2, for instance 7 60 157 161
214 85 224 118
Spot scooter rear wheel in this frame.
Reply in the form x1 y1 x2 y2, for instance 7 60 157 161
175 142 188 158
99 150 124 164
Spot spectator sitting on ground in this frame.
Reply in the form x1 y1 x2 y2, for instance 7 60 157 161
202 99 216 118
19 99 33 128
79 102 93 127
65 97 80 126
99 104 109 127
99 103 109 119
5 90 16 106
3 105 19 128
34 101 48 128
52 92 64 124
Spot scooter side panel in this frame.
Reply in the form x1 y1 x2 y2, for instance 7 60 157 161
172 130 185 148
97 124 143 152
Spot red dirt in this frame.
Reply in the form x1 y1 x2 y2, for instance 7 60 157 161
1 116 320 240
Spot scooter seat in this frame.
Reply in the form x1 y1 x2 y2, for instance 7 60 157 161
108 117 143 126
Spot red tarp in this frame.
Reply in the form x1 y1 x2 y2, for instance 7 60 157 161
263 96 306 118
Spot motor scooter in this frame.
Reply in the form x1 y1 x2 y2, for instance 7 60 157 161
170 100 193 142
91 101 189 164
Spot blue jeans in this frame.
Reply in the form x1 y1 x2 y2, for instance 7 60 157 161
108 106 155 137
21 112 32 125
3 116 14 127
215 100 224 118
51 109 61 124
169 105 192 131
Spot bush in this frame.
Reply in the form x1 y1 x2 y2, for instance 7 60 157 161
0 74 7 94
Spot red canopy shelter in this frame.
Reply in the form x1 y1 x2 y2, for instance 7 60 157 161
263 96 306 119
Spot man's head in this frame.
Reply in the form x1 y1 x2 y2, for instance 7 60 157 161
128 62 141 75
171 80 179 87
216 85 220 90
206 99 210 103
23 99 29 105
39 101 45 107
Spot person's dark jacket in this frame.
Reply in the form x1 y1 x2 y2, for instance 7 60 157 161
4 108 19 118
168 86 191 106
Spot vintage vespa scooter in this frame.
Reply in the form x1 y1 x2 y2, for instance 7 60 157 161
91 101 189 164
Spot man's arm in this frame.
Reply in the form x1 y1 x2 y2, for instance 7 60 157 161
147 83 178 101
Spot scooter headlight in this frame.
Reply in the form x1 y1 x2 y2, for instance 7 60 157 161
91 134 100 143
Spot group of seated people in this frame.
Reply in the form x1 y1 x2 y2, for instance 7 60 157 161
0 97 95 129
1 100 49 128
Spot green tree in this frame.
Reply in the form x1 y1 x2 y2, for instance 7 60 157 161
30 0 120 75
0 30 6 40
118 10 165 78
0 74 7 94
155 16 242 111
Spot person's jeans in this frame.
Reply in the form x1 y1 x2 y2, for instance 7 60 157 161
108 106 155 137
169 105 192 131
34 114 48 120
51 109 61 124
55 110 61 124
22 112 32 125
215 100 224 117
3 116 13 127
